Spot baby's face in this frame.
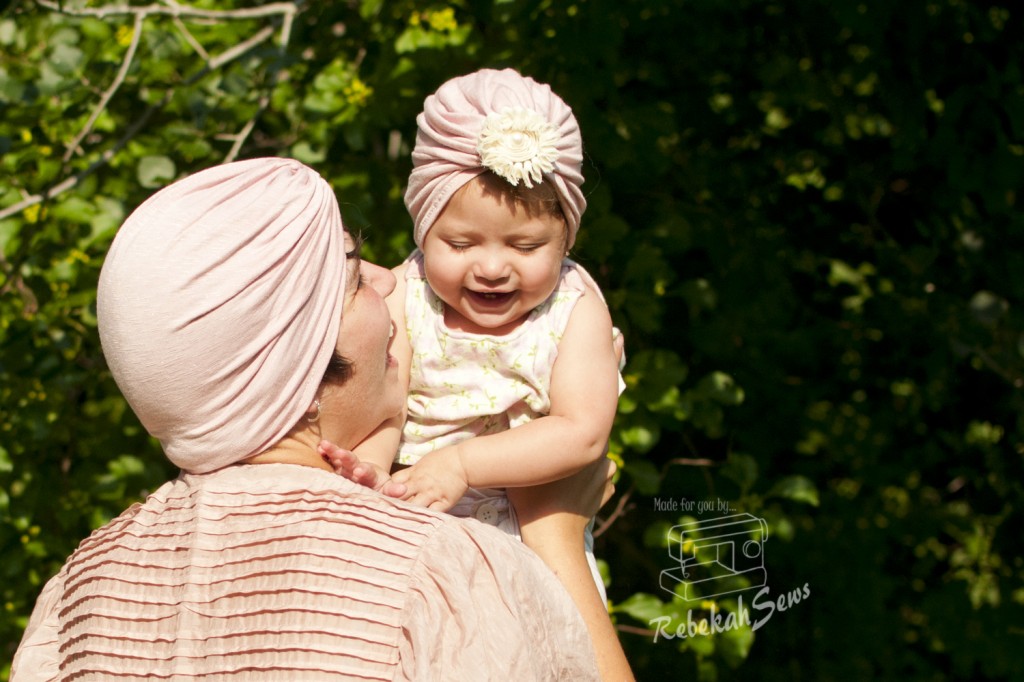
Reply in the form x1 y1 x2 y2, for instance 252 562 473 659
421 176 567 336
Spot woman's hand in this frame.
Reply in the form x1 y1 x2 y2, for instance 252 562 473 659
389 446 470 512
318 440 407 497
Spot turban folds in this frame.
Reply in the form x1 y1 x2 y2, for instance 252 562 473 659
97 158 346 473
405 68 587 248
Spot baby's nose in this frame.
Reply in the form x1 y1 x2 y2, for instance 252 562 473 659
474 251 511 280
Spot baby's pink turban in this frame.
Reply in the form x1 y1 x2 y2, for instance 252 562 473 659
97 158 346 474
405 68 586 248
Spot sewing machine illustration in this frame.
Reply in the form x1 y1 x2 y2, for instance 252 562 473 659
659 513 768 601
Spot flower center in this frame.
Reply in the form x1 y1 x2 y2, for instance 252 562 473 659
477 107 559 188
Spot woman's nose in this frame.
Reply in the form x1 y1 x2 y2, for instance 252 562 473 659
364 262 396 297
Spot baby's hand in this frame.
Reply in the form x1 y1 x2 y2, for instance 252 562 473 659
390 447 469 512
318 440 407 498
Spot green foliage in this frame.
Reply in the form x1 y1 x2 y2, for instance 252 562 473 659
3 0 1023 679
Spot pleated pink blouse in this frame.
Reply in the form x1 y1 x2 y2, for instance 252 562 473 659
12 464 598 681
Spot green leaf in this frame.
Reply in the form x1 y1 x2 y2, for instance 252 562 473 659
689 631 715 656
292 141 327 164
969 290 1008 327
680 278 717 316
614 592 672 623
697 371 745 406
359 0 384 19
626 459 661 496
0 19 16 45
619 421 660 454
49 44 83 76
137 156 176 189
766 476 820 507
51 197 97 225
643 520 674 549
721 453 758 493
626 349 689 410
0 218 21 258
718 623 755 667
83 197 125 248
0 66 26 102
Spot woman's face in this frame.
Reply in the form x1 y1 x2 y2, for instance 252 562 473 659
317 233 402 447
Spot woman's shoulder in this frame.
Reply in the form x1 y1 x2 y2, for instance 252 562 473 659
78 465 456 557
398 517 600 680
63 466 464 600
197 463 451 525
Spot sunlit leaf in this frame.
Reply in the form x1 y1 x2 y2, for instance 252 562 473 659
137 156 176 189
766 476 820 507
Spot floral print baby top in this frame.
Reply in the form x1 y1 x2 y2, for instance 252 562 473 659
397 250 597 465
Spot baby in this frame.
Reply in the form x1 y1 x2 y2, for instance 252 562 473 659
323 69 630 680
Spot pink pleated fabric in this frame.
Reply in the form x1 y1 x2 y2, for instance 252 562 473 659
12 465 599 681
405 68 587 248
96 158 346 474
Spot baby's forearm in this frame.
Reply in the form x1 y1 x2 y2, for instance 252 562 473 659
455 414 609 489
350 414 403 475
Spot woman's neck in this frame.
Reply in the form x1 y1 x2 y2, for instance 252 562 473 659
242 435 333 472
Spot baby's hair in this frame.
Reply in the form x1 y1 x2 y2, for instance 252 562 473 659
473 171 571 252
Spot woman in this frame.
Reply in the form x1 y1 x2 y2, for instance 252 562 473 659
11 158 610 681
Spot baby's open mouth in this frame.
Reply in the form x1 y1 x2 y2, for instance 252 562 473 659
468 290 514 304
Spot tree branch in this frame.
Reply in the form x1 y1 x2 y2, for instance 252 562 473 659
1 3 298 223
615 624 657 637
594 485 634 538
36 0 298 21
172 15 210 61
206 22 277 70
665 457 716 467
63 11 145 162
224 94 268 163
222 6 296 162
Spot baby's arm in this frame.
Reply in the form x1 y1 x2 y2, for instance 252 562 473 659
346 413 404 477
507 291 632 682
319 414 403 491
391 285 620 507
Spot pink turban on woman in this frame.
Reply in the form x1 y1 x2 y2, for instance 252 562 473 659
97 158 346 474
405 68 587 248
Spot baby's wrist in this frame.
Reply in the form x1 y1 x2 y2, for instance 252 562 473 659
452 442 471 486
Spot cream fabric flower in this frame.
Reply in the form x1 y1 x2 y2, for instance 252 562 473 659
476 107 559 188
406 68 587 248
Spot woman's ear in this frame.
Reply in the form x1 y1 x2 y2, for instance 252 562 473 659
306 398 321 423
